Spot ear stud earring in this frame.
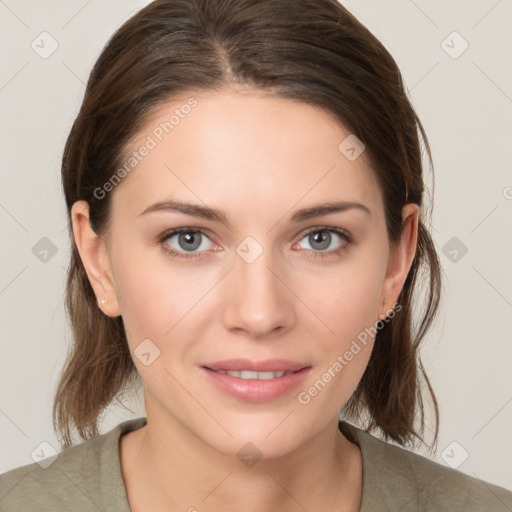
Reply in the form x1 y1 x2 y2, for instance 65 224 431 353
100 299 108 304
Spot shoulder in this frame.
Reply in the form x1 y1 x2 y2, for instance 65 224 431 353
0 417 146 512
339 421 512 512
0 434 104 511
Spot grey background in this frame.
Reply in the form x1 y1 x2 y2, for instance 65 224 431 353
1 0 511 491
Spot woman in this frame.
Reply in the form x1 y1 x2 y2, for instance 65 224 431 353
1 0 511 510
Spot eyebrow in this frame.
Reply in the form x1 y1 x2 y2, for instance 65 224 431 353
138 199 371 226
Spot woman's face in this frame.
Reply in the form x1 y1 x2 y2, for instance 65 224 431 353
75 89 417 459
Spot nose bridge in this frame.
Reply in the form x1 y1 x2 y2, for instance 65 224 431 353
223 235 294 335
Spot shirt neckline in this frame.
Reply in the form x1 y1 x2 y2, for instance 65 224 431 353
100 416 148 511
101 416 377 512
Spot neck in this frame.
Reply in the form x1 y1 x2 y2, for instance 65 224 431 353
120 399 363 512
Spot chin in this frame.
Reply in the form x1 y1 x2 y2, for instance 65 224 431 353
196 413 318 462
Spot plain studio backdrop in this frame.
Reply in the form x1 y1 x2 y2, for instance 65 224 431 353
1 0 511 491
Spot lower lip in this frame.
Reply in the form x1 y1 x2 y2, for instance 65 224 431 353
201 367 311 402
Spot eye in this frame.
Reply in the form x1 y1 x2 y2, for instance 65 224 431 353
294 227 351 258
159 228 215 260
158 226 351 261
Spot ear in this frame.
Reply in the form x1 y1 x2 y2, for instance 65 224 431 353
378 203 419 319
71 200 121 317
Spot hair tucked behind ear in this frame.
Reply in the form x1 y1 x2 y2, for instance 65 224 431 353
55 0 442 449
53 241 138 448
344 208 442 448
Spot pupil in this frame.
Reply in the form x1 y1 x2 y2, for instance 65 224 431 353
180 232 201 251
311 230 330 250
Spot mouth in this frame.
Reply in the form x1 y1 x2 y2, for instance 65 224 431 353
202 358 308 370
205 369 300 379
200 359 311 402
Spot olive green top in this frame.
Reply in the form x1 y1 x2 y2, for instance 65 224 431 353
1 417 511 511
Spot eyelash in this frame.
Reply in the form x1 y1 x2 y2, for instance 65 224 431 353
158 226 352 261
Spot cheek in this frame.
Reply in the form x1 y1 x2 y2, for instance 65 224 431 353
296 283 379 419
110 239 172 342
299 252 386 345
111 240 218 354
293 253 386 406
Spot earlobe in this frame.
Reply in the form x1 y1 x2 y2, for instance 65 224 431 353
378 203 419 319
71 200 121 317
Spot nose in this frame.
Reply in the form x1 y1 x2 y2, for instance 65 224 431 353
221 244 296 339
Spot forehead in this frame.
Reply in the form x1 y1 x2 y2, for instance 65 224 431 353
111 89 382 223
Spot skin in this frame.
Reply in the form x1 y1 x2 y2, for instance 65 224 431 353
72 88 418 512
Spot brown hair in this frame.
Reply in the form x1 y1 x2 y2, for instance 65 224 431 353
55 0 442 449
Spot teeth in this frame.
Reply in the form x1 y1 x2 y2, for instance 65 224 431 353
216 370 289 379
255 371 284 380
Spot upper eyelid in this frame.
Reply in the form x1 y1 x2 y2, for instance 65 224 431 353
296 226 350 242
159 226 214 243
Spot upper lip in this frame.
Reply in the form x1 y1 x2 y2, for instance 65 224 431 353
202 358 310 372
